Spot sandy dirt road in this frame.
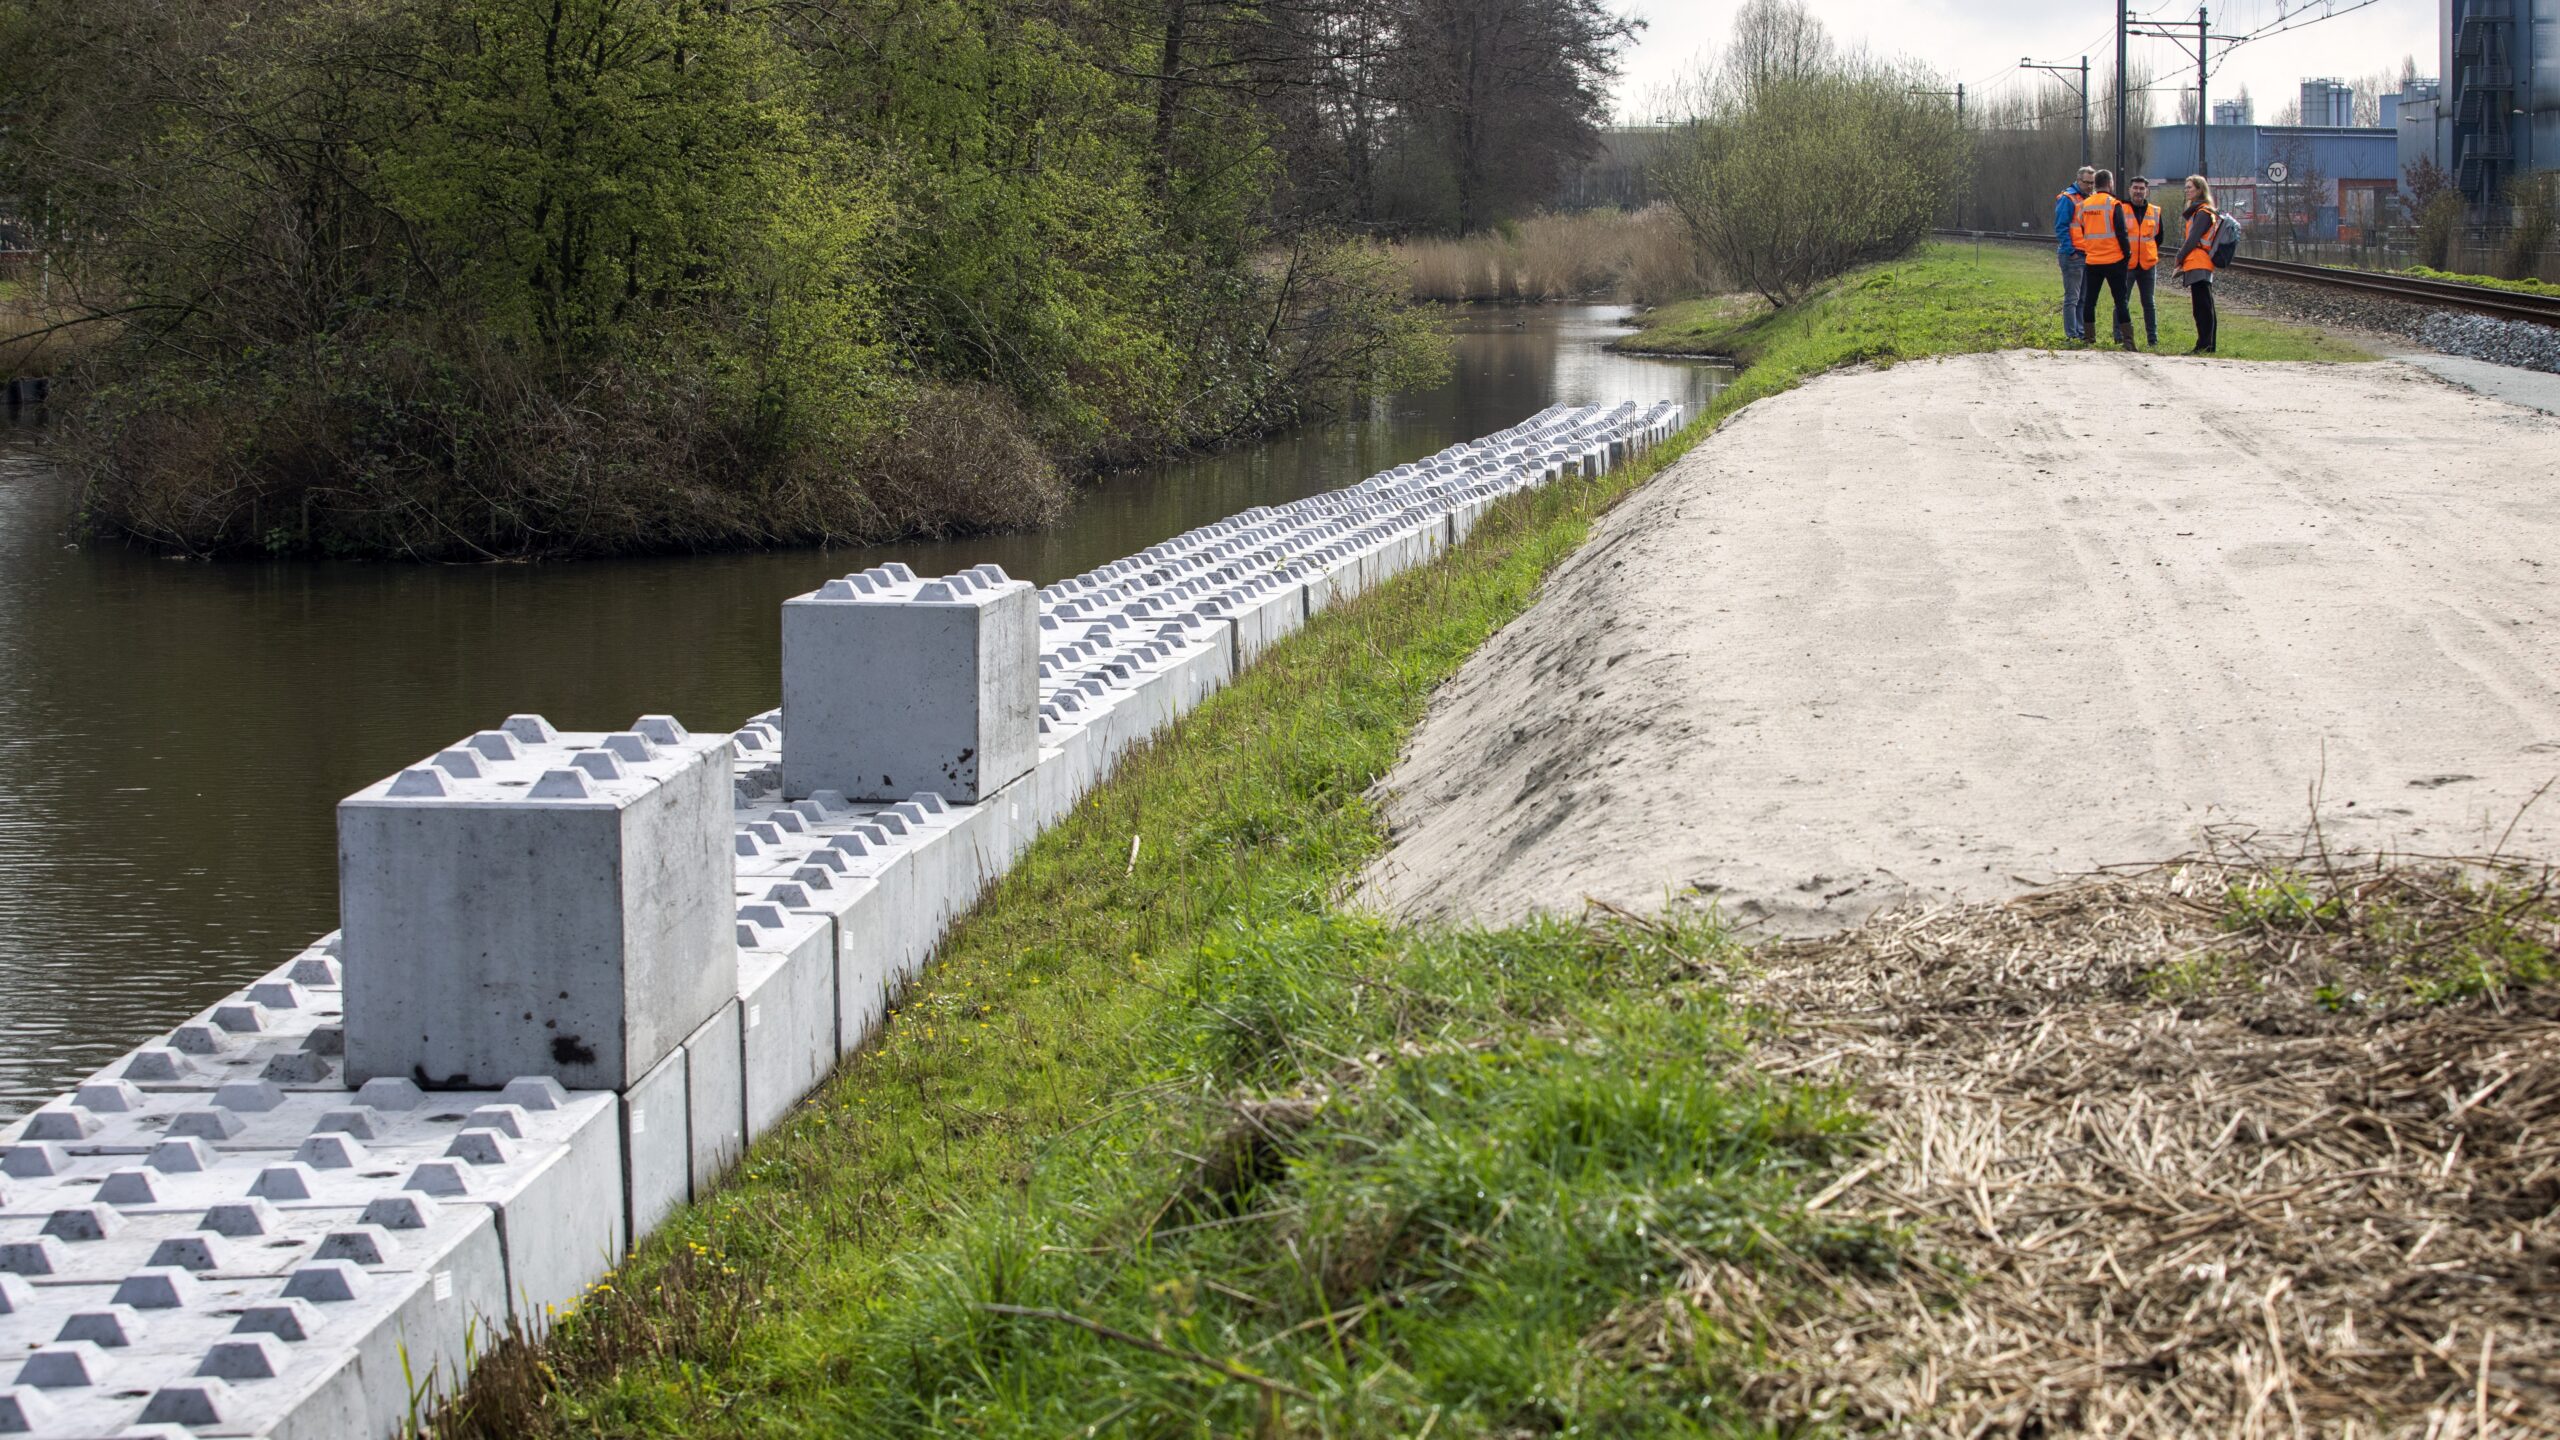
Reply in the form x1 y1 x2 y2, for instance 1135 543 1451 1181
1364 351 2560 934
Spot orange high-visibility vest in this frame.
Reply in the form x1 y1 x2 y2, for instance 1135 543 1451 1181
2180 206 2220 273
2074 193 2128 265
2126 201 2163 267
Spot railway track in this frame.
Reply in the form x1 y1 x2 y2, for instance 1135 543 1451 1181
1936 228 2560 329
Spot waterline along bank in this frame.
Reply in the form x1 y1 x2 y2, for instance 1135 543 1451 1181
0 304 1722 1121
0 404 1684 1438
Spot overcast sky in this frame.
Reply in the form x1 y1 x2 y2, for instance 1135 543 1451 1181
1608 0 2440 124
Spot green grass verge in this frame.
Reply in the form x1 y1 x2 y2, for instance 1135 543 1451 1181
2402 264 2559 296
438 239 2374 1439
1616 241 2371 365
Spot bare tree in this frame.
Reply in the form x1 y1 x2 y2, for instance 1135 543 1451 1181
1726 0 1832 96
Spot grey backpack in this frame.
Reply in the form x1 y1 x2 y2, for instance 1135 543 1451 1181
2210 213 2243 267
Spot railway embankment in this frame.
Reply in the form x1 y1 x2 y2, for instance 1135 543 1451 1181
421 247 2560 1436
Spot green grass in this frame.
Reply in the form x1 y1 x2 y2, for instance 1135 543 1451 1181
1616 242 2371 366
2217 866 2560 1011
2403 264 2559 296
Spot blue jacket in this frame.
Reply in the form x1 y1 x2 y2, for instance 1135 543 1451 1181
2054 186 2088 258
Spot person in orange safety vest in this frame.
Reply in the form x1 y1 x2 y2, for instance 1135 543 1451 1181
2175 174 2222 353
2121 175 2165 348
2073 171 2135 348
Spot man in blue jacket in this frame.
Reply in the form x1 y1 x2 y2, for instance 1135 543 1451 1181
2055 166 2095 342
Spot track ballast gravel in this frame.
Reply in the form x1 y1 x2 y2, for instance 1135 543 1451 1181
2222 267 2560 374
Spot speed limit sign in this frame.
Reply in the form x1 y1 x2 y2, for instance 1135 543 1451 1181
2267 161 2290 183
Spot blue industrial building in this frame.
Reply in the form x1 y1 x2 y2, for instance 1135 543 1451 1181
2143 121 2403 238
2399 0 2560 207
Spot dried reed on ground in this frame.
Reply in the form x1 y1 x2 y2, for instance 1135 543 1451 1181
1639 843 2560 1437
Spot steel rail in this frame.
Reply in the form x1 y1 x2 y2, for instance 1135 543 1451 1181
1932 228 2560 328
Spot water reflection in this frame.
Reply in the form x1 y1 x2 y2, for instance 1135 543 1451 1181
0 304 1726 1114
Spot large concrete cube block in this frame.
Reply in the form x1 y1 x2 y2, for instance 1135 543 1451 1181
781 565 1037 804
339 716 737 1093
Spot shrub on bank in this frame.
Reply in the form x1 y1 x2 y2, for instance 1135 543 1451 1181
1652 0 1967 307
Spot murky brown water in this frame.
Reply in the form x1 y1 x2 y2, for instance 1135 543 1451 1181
0 304 1727 1116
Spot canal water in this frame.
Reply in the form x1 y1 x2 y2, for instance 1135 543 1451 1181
0 304 1728 1116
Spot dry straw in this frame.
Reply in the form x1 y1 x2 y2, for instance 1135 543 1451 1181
1639 839 2560 1438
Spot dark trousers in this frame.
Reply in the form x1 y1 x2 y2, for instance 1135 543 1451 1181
2128 265 2157 344
2189 276 2218 351
2080 262 2132 343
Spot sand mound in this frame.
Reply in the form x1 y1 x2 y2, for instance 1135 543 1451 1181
1362 351 2560 934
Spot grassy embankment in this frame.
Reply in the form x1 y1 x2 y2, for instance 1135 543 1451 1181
438 245 2380 1438
1615 240 2372 365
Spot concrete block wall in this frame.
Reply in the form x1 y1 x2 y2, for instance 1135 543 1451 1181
0 402 1683 1438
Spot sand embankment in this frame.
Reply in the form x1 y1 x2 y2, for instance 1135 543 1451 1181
1364 350 2560 934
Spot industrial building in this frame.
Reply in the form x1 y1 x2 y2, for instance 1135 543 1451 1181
2397 0 2560 207
2144 116 2403 239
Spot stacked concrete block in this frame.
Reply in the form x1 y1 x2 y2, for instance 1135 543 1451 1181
338 715 738 1094
733 906 837 1142
0 402 1693 1439
621 1048 689 1239
781 564 1037 805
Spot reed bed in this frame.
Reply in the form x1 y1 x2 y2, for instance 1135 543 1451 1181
1668 841 2560 1437
1396 206 1712 305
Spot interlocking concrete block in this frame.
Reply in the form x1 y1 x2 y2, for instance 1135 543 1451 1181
621 1049 689 1240
470 1091 623 1328
735 910 836 1143
681 1001 745 1195
339 716 737 1091
1204 577 1306 671
781 565 1037 804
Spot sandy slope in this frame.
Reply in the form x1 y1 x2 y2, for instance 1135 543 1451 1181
1362 351 2560 934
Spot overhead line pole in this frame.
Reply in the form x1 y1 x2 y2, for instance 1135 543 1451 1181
2126 10 2245 183
2116 0 2130 182
2023 57 2092 168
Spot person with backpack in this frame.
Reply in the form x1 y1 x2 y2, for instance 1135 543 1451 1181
2054 166 2096 342
2122 175 2165 349
2175 174 2224 354
2074 170 2135 348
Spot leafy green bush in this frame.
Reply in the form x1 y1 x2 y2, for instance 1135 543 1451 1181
1651 1 1968 306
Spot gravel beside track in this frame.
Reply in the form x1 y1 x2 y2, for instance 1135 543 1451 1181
2220 268 2560 374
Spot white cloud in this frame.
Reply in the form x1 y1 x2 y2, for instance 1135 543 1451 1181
1610 0 2439 124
